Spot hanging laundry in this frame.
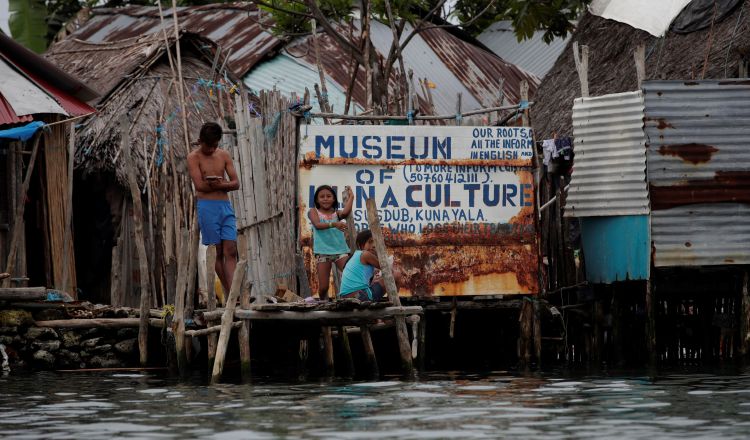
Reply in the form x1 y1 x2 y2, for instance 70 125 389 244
542 139 556 166
554 137 573 161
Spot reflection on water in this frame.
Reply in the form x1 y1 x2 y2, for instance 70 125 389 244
2 369 750 439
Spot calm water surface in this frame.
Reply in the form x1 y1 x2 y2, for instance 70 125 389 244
2 369 750 439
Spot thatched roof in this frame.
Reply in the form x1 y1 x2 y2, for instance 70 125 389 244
45 32 229 187
531 2 750 139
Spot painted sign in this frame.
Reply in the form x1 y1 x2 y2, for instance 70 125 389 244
298 125 539 297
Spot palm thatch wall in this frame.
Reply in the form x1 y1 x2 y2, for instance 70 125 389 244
531 2 750 139
45 32 236 306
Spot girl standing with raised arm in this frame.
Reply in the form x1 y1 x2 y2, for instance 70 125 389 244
308 185 353 300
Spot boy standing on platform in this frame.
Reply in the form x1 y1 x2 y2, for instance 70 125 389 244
187 122 240 293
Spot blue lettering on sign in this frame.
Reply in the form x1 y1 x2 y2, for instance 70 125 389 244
314 135 452 159
406 185 422 207
382 187 399 208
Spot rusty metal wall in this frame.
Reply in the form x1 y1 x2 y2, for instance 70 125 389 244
643 79 750 267
298 125 539 297
566 91 649 217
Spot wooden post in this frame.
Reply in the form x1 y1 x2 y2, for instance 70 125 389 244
173 229 190 375
206 245 218 370
321 326 335 377
360 325 379 378
645 279 657 366
533 300 542 367
611 286 624 366
237 232 252 382
211 258 248 384
60 124 75 297
572 42 590 98
634 44 646 89
592 295 602 365
338 325 355 377
740 271 750 356
343 186 356 252
417 312 427 371
455 92 462 126
520 81 529 127
365 198 414 377
121 117 151 366
3 133 41 287
518 299 533 369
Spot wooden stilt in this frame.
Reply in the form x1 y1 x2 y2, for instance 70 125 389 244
338 325 355 377
237 233 252 383
418 312 426 371
206 245 218 370
121 117 151 366
646 279 657 366
740 271 750 356
518 299 533 369
533 300 542 367
322 326 335 377
211 258 248 384
173 229 190 376
592 295 603 365
360 325 379 378
365 198 414 378
611 286 624 366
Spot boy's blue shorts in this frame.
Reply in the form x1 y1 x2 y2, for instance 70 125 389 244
197 199 237 245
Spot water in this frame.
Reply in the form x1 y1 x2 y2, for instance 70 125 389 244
2 370 750 439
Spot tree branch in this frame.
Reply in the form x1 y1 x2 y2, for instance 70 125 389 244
303 0 365 65
254 0 314 19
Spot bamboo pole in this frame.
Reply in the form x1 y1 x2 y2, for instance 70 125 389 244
3 133 42 287
185 321 241 337
170 0 191 154
60 124 76 298
322 326 335 377
174 229 190 376
572 42 590 98
211 258 248 384
121 117 152 366
343 186 356 252
365 198 413 377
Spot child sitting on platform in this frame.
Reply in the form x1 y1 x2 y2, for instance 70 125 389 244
308 185 353 301
339 230 399 302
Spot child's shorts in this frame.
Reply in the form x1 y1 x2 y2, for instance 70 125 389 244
315 253 348 264
197 199 237 245
339 283 385 302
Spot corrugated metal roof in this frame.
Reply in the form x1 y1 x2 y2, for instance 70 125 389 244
0 58 68 118
0 93 33 126
566 91 649 217
643 79 750 267
68 3 282 77
243 53 362 117
477 21 570 78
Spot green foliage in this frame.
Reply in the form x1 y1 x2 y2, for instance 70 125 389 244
9 0 48 53
259 0 355 36
502 0 591 43
452 0 508 37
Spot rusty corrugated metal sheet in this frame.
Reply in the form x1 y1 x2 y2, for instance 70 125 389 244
644 79 750 267
0 94 33 126
566 91 649 217
419 26 540 106
68 3 282 77
298 125 539 297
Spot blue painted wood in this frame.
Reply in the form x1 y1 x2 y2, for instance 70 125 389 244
579 215 650 284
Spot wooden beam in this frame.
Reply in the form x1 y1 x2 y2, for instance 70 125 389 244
572 42 590 98
36 318 165 328
185 321 241 337
173 229 190 376
634 44 646 89
211 258 248 384
0 287 47 301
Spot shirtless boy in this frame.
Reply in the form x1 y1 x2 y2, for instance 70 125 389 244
187 122 240 294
